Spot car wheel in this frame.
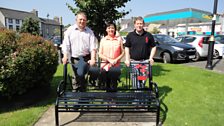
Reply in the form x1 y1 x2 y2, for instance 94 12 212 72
192 52 200 61
163 52 171 63
213 49 219 59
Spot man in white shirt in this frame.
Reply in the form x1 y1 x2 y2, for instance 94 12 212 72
61 11 97 92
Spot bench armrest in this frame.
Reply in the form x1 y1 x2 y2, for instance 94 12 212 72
151 82 159 98
57 80 65 96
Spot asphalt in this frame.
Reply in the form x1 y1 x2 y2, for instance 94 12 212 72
184 58 224 74
34 58 224 126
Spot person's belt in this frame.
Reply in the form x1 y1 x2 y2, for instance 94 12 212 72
71 57 79 60
71 54 90 62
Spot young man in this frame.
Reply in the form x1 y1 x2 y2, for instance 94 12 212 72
61 11 98 92
124 16 156 89
124 16 156 66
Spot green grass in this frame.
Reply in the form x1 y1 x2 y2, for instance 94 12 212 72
0 106 49 126
0 63 224 126
153 63 224 126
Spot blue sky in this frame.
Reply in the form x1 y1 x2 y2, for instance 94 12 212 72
1 0 224 25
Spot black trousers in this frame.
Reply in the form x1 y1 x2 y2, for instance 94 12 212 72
100 66 121 92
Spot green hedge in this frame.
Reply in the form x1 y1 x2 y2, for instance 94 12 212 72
0 29 58 98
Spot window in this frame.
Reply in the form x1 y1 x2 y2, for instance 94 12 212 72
202 37 210 44
9 25 13 30
16 26 20 31
8 18 13 23
175 37 182 42
184 37 196 43
16 19 20 24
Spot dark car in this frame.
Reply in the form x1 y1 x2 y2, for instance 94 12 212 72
51 36 62 46
153 34 196 63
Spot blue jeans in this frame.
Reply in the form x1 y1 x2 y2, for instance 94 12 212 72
71 56 90 92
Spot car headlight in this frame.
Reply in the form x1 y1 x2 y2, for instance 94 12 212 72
172 46 184 51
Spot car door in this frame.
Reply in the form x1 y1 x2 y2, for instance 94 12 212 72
153 35 173 60
153 38 163 59
200 37 209 57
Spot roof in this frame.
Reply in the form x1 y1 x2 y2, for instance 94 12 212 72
120 25 134 32
144 8 213 26
0 7 40 21
120 18 135 32
120 18 133 25
40 18 60 25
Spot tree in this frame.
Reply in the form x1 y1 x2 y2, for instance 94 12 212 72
66 0 131 40
53 28 60 36
20 17 40 35
117 21 121 31
150 27 160 34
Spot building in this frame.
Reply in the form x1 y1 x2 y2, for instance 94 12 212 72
144 8 224 37
0 7 61 39
120 18 135 32
120 8 224 37
39 16 62 39
0 7 40 31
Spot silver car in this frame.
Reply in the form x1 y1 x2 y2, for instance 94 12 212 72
214 41 224 59
175 35 210 61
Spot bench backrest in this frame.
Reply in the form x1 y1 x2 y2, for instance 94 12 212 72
61 61 153 93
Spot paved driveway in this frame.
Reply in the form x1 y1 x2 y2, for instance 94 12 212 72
184 58 224 74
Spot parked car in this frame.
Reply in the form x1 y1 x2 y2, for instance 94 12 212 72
121 36 126 45
215 35 224 44
153 34 196 63
51 36 62 47
175 35 210 61
214 41 224 59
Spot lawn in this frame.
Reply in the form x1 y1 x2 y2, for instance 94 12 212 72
0 63 224 126
153 63 224 126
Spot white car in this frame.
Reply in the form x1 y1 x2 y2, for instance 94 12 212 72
214 41 224 59
175 35 210 61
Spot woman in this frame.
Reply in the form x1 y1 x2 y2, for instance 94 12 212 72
98 22 124 92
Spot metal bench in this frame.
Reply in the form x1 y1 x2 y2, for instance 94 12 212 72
55 61 160 126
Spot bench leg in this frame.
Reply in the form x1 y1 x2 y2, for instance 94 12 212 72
55 105 59 126
156 101 160 126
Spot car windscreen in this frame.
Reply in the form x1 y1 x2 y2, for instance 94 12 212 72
183 37 196 43
154 35 179 43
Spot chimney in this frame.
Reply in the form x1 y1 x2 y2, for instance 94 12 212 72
31 9 38 17
54 16 60 23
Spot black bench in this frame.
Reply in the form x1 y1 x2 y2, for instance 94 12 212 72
55 61 160 126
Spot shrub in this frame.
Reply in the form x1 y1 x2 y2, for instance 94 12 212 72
0 28 18 65
0 29 58 98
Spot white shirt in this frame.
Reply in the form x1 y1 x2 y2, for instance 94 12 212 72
61 24 98 58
